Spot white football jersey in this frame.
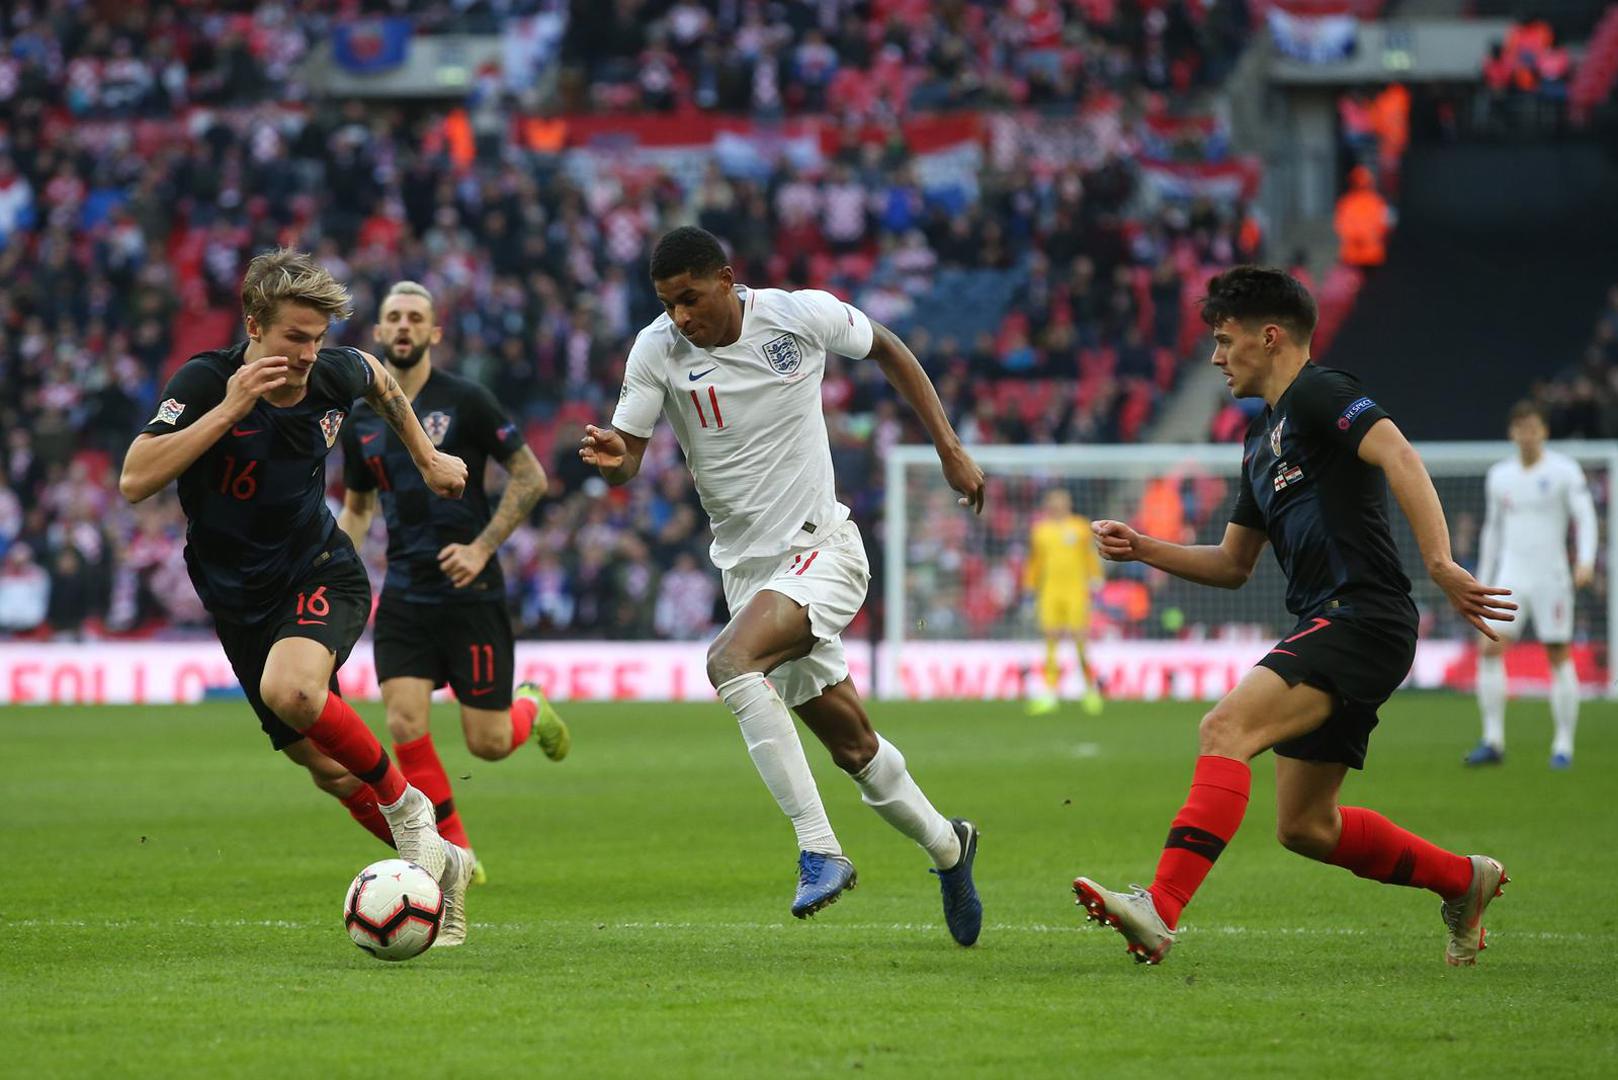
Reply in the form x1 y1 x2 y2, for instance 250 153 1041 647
1479 450 1598 582
611 285 874 569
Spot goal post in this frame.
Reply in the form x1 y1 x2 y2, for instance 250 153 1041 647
881 441 1618 701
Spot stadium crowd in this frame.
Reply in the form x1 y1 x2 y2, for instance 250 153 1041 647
0 0 1263 642
564 0 1253 114
1475 15 1575 133
1531 281 1618 440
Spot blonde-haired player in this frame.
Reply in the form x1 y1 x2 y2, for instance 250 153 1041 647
119 249 475 941
1025 487 1106 715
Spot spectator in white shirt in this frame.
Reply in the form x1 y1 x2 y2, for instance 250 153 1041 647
0 543 49 632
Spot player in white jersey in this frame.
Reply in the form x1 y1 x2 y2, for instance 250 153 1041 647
581 227 988 945
1467 401 1598 769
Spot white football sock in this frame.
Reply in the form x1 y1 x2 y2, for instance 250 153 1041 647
717 673 841 855
1550 659 1579 758
1477 653 1506 749
851 735 961 869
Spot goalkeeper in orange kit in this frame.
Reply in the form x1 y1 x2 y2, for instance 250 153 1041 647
1024 487 1106 715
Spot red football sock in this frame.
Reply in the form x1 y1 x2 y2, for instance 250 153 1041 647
509 696 538 754
338 787 396 848
1148 755 1252 929
394 733 472 850
1328 806 1473 899
303 692 407 805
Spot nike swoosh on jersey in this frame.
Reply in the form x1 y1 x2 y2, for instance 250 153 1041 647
360 432 381 444
467 686 496 696
232 426 262 437
688 366 718 381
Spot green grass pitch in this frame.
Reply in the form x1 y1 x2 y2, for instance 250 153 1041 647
3 693 1615 1077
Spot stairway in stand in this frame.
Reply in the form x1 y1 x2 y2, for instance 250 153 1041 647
1322 138 1618 439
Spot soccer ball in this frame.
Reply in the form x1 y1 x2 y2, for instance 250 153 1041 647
343 858 444 961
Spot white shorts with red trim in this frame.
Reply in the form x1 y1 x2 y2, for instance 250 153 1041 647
721 520 870 708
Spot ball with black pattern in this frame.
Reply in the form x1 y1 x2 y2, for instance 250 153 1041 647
343 858 443 961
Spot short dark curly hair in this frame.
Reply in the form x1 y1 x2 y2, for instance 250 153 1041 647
649 226 728 281
1200 265 1317 342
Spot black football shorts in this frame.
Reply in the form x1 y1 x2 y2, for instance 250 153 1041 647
373 592 515 710
213 549 372 750
1258 598 1419 769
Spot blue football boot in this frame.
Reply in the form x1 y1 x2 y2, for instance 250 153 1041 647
791 851 857 918
1462 742 1504 767
931 818 982 946
1550 751 1572 770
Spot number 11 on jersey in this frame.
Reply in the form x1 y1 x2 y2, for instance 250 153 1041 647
688 386 725 429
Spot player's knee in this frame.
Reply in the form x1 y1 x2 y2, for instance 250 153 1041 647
298 755 358 798
1197 705 1246 756
385 709 429 745
705 638 753 689
1276 816 1336 860
262 677 325 729
464 725 511 761
309 768 360 799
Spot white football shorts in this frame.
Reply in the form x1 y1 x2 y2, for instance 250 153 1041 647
721 520 870 708
1493 566 1574 644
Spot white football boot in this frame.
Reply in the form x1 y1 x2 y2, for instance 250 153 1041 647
1441 855 1509 967
378 785 446 883
434 841 475 948
1073 877 1177 965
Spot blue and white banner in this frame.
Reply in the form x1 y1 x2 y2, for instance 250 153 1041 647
332 18 413 76
1268 8 1359 64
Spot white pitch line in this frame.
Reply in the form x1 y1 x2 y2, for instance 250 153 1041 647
1 916 1590 943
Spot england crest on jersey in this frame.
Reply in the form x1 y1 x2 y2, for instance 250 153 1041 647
422 410 451 446
761 333 802 376
319 409 346 448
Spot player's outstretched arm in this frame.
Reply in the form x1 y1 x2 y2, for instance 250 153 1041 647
439 447 548 588
1358 418 1517 638
1093 519 1266 590
119 356 290 503
359 352 467 499
580 425 648 486
865 320 985 513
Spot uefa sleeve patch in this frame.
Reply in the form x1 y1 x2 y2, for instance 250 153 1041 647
1337 396 1375 430
153 398 185 425
349 348 373 387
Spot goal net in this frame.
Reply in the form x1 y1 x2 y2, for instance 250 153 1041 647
881 442 1618 701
